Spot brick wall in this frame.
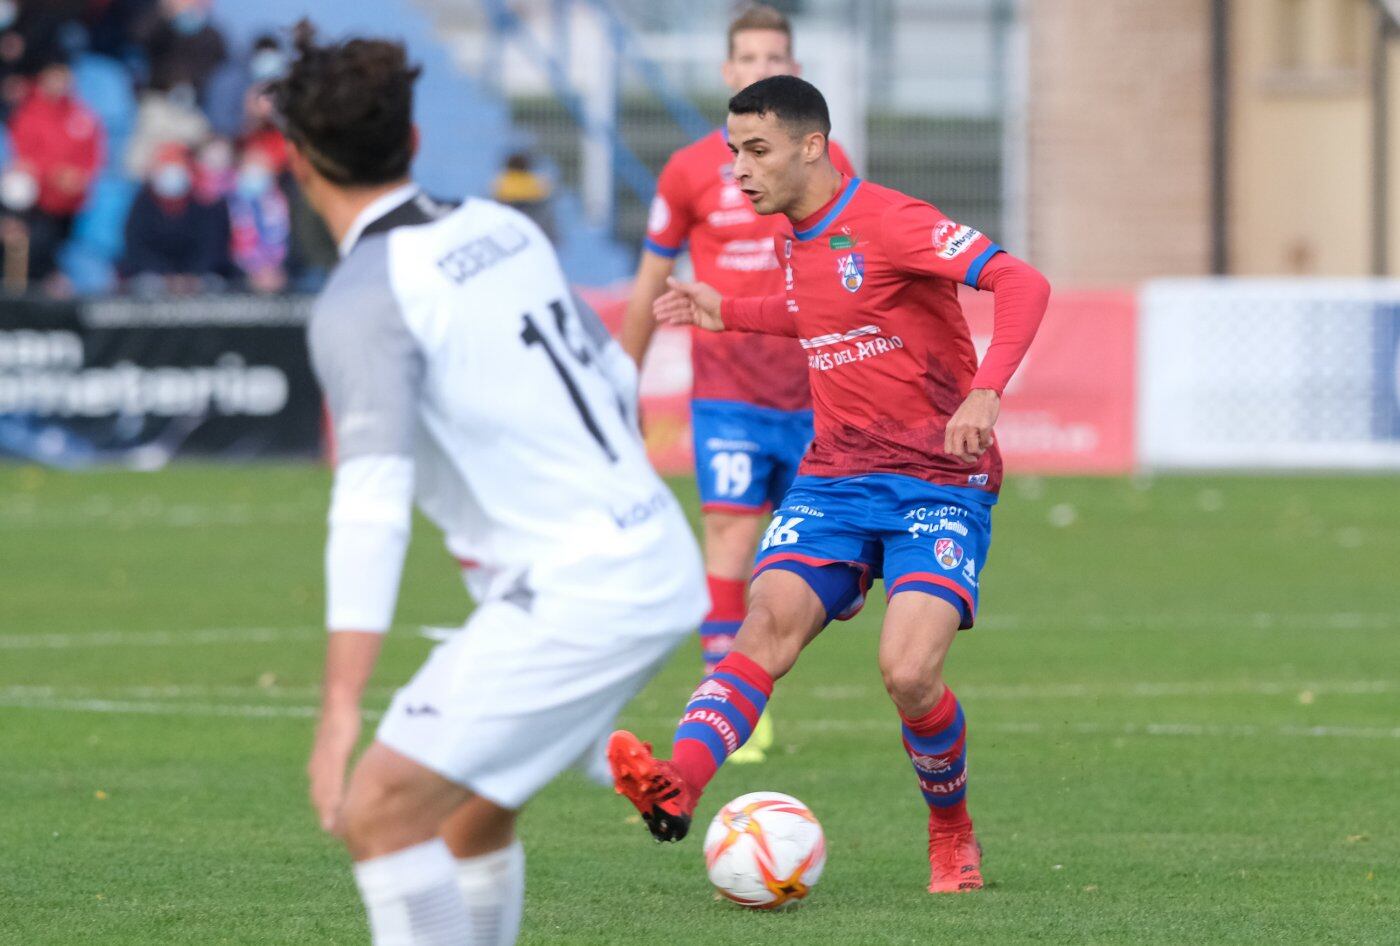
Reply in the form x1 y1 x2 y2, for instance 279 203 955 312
1026 1 1215 282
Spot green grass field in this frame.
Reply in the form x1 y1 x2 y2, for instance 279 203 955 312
2 465 1397 944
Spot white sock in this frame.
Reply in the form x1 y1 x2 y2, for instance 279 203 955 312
353 838 472 946
455 840 526 946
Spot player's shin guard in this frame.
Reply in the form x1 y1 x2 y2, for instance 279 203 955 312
900 687 971 827
354 839 471 946
672 651 773 791
699 575 746 674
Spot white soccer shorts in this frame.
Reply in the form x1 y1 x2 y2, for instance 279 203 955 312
375 600 690 809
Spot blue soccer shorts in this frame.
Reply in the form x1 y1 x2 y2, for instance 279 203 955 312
691 399 814 515
752 473 996 629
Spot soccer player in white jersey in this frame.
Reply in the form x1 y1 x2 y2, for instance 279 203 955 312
272 24 707 946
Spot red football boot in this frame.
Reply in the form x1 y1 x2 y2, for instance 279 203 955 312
927 817 984 893
607 730 698 842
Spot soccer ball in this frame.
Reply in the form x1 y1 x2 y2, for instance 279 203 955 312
703 791 827 909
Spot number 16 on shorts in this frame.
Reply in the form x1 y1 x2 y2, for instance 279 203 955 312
760 515 803 550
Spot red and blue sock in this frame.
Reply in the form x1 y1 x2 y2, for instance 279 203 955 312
672 651 773 791
699 575 746 675
900 687 970 827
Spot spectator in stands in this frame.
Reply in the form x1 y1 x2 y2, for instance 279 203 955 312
8 55 105 286
238 82 286 174
87 0 160 64
227 143 289 293
193 134 233 202
492 150 555 242
134 0 225 98
124 82 209 178
119 141 230 292
0 162 40 292
204 32 284 139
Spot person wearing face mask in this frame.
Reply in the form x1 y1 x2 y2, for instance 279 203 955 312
119 141 232 293
7 55 105 285
227 145 290 293
134 0 226 98
205 34 285 140
193 135 235 202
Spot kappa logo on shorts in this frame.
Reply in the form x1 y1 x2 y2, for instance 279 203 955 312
934 538 964 570
963 556 978 588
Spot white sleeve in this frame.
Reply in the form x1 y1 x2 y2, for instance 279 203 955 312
324 454 414 633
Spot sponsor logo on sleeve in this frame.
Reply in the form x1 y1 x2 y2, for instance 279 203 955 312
932 219 981 260
647 196 671 235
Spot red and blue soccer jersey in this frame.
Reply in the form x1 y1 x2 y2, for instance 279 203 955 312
723 177 1009 494
645 130 856 412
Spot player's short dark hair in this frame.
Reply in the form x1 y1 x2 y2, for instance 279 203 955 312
728 75 831 140
268 20 421 187
727 4 792 58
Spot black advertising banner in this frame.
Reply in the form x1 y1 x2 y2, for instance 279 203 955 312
0 296 322 466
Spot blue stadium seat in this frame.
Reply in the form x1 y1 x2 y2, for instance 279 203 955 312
73 53 137 159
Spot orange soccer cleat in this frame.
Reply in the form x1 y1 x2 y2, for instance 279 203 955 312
607 730 699 842
927 817 984 893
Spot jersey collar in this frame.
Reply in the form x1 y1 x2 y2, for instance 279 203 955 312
338 182 422 257
792 176 861 242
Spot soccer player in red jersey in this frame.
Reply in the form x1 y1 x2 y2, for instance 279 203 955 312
620 6 855 764
608 76 1051 894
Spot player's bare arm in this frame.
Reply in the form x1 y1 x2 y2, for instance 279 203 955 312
309 630 384 833
620 250 678 366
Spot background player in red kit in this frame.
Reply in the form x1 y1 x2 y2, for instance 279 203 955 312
608 76 1051 894
620 5 855 764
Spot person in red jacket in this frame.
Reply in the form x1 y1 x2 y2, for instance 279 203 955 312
8 56 105 281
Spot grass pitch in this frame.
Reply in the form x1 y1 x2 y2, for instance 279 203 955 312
1 465 1397 944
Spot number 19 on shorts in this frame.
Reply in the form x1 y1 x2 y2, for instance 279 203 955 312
709 451 753 499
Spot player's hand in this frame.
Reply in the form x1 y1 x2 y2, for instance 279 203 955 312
945 389 1000 464
654 277 725 332
307 701 361 835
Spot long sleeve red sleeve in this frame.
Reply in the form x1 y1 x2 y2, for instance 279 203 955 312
720 293 798 338
969 252 1051 394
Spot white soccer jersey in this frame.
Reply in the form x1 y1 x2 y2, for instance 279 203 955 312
309 189 706 637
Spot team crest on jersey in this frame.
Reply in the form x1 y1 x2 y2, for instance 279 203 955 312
836 252 865 293
934 537 964 570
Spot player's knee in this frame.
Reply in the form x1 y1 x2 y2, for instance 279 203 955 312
879 659 942 717
734 599 803 678
341 777 422 859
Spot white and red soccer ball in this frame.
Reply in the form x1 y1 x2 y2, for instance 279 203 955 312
703 791 826 909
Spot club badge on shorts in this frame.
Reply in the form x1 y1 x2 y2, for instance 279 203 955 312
837 252 865 293
934 537 964 569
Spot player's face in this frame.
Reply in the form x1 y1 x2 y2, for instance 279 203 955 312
722 29 798 92
726 110 811 216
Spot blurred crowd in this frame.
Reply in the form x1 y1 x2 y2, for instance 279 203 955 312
0 0 336 298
